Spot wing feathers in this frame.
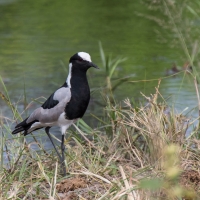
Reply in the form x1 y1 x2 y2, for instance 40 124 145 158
42 87 70 109
42 93 59 109
12 83 71 135
12 118 39 135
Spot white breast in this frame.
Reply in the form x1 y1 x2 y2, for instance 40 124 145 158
58 112 75 135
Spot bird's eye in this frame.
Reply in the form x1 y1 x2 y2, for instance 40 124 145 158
78 58 83 62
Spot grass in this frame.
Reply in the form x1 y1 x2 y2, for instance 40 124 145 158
0 77 200 199
1 2 200 199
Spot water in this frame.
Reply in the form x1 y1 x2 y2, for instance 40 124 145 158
0 0 199 163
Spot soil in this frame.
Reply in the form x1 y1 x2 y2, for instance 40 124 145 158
56 176 109 200
180 170 200 191
57 177 88 193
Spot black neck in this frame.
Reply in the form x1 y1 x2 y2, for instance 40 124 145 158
64 68 91 120
70 69 89 90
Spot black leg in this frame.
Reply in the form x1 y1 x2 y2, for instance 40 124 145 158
45 127 62 162
61 134 67 176
45 127 67 176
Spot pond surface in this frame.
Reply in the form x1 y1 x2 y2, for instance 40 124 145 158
0 0 199 161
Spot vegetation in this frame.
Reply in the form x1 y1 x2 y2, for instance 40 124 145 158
1 78 200 199
1 1 200 199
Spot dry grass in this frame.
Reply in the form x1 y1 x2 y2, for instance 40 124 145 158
1 82 200 200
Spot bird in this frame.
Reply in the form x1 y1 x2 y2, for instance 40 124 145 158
12 52 99 176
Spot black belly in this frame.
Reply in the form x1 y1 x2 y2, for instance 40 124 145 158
64 92 90 120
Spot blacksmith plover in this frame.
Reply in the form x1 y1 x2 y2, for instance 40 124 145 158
12 52 99 176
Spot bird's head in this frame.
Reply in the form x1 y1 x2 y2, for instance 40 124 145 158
69 52 99 71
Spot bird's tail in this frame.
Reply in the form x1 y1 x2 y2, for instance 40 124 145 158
12 118 37 136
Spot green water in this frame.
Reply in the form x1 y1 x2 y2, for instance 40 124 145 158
1 0 199 163
0 0 198 123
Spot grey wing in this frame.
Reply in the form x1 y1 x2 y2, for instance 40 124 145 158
27 87 71 124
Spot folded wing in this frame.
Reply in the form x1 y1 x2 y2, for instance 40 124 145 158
12 86 71 135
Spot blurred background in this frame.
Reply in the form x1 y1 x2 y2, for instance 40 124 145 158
0 0 199 126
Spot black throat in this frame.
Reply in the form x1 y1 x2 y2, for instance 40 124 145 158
65 67 90 120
